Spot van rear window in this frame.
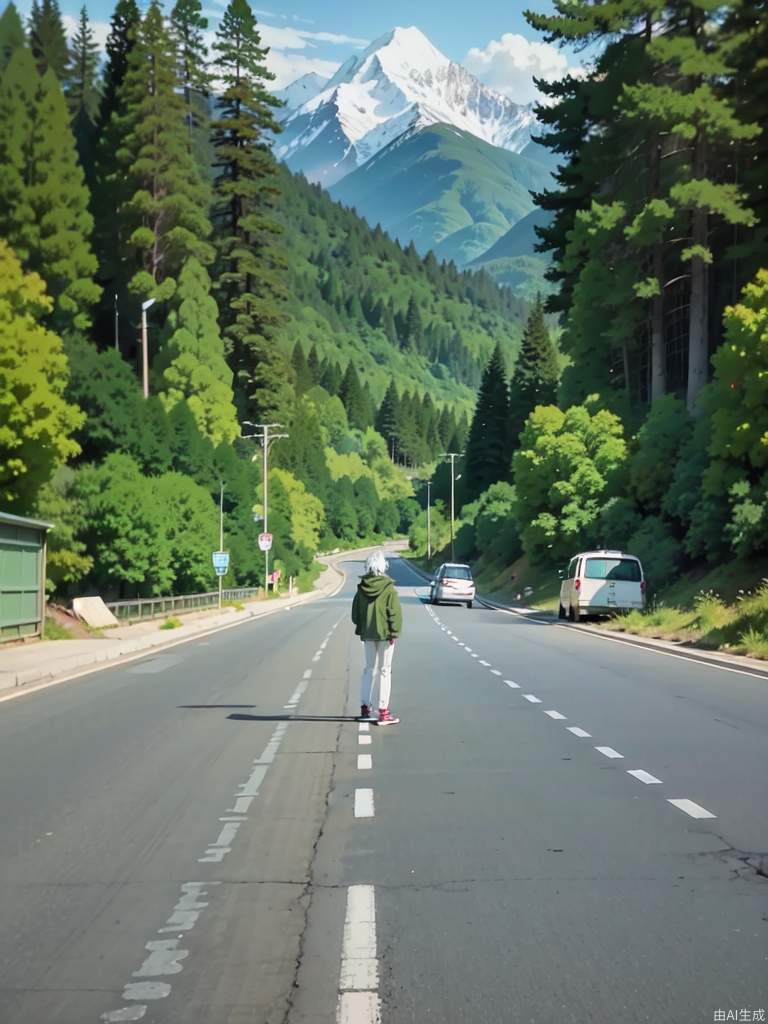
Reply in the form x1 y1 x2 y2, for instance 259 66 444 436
444 566 472 580
584 558 641 582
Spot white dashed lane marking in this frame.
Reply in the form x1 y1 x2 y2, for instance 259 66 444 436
543 710 567 720
668 798 717 819
504 679 520 689
567 727 591 738
522 694 541 704
490 669 502 676
354 789 375 818
628 769 663 785
358 735 372 746
337 886 380 1024
595 746 624 759
479 660 491 667
357 754 372 770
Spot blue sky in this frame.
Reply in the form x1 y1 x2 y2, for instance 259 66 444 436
49 0 586 104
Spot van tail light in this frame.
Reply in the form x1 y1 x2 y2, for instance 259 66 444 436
640 580 646 593
574 578 581 591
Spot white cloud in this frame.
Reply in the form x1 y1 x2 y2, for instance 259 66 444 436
464 33 579 105
62 13 110 52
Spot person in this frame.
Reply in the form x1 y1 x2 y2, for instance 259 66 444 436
351 549 402 725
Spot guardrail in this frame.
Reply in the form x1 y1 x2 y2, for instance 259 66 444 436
106 588 262 622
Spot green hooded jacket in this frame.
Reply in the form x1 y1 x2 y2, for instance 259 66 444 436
351 573 403 641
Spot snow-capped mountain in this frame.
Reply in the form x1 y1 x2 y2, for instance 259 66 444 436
274 26 539 187
275 73 329 118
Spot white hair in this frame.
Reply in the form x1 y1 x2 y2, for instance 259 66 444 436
365 550 389 576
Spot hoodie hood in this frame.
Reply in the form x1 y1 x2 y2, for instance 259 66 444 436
358 573 393 598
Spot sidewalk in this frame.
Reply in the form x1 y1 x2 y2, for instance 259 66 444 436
0 557 349 698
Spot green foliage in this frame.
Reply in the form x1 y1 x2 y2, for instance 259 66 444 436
0 240 84 510
627 395 691 508
511 402 627 564
0 51 101 330
28 0 68 76
0 3 26 73
463 343 509 503
35 467 93 590
155 471 219 592
508 295 559 449
66 6 100 123
155 258 238 445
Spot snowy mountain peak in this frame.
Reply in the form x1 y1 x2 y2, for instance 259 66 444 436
275 25 539 187
274 73 329 117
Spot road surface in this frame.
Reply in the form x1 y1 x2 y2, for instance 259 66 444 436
0 557 766 1024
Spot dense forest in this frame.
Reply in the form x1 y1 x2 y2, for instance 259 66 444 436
0 0 524 599
410 0 768 598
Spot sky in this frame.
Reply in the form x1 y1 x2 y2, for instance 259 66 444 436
47 0 586 105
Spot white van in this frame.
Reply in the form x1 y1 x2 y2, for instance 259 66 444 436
558 550 645 621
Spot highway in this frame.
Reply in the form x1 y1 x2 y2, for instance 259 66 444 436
0 556 766 1024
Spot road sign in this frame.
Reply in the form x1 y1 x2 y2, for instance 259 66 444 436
212 550 230 572
258 532 273 552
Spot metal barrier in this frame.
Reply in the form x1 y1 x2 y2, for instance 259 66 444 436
106 588 261 622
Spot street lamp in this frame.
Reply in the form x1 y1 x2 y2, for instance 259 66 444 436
440 452 463 562
140 298 155 399
242 421 289 596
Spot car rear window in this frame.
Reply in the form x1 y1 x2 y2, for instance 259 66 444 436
584 558 641 582
444 566 472 580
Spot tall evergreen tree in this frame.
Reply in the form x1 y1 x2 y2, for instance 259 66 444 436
98 0 139 128
340 361 370 431
210 0 288 418
28 0 68 77
114 0 214 302
66 5 100 172
169 0 212 161
463 343 509 502
508 296 559 448
0 51 101 329
0 3 26 73
291 342 312 394
404 294 423 351
154 258 239 445
376 380 400 455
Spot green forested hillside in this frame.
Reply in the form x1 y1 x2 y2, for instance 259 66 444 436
329 124 553 268
469 208 554 299
275 164 529 405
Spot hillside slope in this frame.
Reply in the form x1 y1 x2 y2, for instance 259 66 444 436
469 207 554 299
274 165 529 407
329 124 553 268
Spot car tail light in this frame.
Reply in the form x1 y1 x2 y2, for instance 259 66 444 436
640 580 646 593
574 578 581 591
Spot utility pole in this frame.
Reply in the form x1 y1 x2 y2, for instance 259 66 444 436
218 482 224 610
242 422 288 596
426 478 432 562
440 453 462 562
140 298 155 398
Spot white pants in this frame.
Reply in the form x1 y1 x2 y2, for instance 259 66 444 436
360 640 395 710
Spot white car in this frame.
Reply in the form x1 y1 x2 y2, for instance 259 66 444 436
559 550 645 621
430 563 476 608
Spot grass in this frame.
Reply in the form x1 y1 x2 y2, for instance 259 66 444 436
44 616 74 640
159 616 183 630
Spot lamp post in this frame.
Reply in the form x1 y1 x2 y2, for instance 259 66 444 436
242 422 288 596
218 482 224 610
140 298 155 398
440 452 463 562
426 478 432 562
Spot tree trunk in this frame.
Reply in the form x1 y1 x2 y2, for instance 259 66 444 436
650 242 666 401
686 132 709 415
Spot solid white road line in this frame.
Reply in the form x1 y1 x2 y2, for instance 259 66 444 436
595 746 624 759
358 735 372 746
357 754 372 770
504 679 520 689
354 789 375 818
627 769 663 785
337 885 380 1024
566 727 591 738
523 694 541 703
543 710 567 720
668 798 717 819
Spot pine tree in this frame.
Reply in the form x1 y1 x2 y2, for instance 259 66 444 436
340 362 370 431
98 0 139 128
28 0 68 77
376 380 400 456
292 342 312 394
66 6 100 122
307 344 322 384
66 5 100 172
463 343 509 503
508 296 559 448
0 3 26 73
0 52 101 330
154 258 239 446
404 294 423 351
210 0 287 418
114 0 214 302
169 0 212 158
321 360 342 396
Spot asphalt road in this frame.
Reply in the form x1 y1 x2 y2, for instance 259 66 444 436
0 557 766 1024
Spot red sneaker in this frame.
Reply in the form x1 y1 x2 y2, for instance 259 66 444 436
376 708 399 726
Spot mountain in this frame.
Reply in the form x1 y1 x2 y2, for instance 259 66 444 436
469 208 554 299
274 26 538 187
329 124 553 267
275 73 329 118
